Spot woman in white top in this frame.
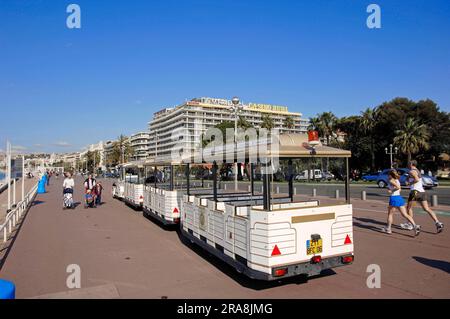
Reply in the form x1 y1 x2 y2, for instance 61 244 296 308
63 172 75 192
382 170 420 236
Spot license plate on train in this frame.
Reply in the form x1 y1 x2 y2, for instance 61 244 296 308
307 239 323 255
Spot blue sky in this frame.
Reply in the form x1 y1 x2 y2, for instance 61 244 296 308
1 0 449 153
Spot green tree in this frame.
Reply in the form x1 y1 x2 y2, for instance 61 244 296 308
237 116 253 130
308 117 321 131
111 135 132 165
284 116 295 129
394 118 431 163
317 112 338 145
360 107 378 170
261 114 275 131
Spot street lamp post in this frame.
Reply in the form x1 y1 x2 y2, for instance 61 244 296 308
231 97 242 191
385 144 398 168
121 144 125 179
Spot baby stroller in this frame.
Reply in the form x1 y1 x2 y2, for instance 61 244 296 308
63 188 74 210
84 190 96 209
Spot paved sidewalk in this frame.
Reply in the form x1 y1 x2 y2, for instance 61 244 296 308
0 177 449 299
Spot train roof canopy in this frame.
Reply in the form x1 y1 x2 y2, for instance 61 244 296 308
186 133 351 162
273 134 351 158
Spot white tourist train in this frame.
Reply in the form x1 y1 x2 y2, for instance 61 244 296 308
112 162 144 208
141 159 184 225
122 161 146 209
115 133 354 280
112 169 126 200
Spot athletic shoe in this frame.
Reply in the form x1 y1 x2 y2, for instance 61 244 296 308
436 222 444 233
414 225 421 237
381 227 392 234
400 222 414 230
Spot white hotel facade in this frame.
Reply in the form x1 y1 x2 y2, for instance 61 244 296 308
148 97 309 161
130 132 150 161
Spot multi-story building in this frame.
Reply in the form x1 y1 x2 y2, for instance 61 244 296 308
148 97 309 160
103 140 116 167
103 137 131 168
61 152 81 170
130 132 150 161
80 141 105 170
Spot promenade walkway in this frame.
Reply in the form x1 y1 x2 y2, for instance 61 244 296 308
0 177 449 299
0 177 39 223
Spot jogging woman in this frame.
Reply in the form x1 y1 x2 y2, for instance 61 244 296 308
401 160 444 233
382 170 421 236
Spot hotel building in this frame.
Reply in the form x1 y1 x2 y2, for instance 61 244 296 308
148 97 309 161
130 132 150 161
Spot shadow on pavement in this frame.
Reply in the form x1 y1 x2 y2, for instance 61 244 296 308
31 200 45 206
142 211 179 232
353 218 416 238
175 230 335 290
413 256 450 274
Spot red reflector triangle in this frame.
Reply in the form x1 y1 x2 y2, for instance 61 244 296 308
271 245 281 256
173 208 179 213
344 235 352 245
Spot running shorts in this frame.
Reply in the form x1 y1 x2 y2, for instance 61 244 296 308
408 190 428 202
389 195 405 207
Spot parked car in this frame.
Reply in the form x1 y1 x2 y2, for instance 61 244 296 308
376 168 436 189
294 172 308 181
362 172 381 182
294 170 323 181
322 171 335 181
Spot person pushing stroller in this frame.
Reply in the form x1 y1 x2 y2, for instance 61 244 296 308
62 172 75 210
84 174 97 208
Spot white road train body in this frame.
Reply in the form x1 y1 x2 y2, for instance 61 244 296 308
181 195 353 280
113 162 145 209
116 134 355 281
112 180 125 200
143 186 182 225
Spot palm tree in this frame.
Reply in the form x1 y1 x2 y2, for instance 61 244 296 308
284 116 295 129
308 117 321 131
360 107 378 170
112 134 132 165
317 112 338 145
237 116 253 130
261 114 275 131
394 118 431 163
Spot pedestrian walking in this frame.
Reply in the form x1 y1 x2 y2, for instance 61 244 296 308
62 172 75 209
95 182 103 206
381 170 421 236
84 174 97 207
401 160 444 233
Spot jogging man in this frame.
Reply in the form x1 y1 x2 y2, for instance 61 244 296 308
400 160 444 233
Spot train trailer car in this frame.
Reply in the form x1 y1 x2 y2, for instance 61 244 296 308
122 161 146 210
144 186 182 225
180 133 354 281
112 165 126 200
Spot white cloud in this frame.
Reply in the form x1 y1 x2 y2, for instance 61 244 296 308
53 141 71 147
12 145 27 151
